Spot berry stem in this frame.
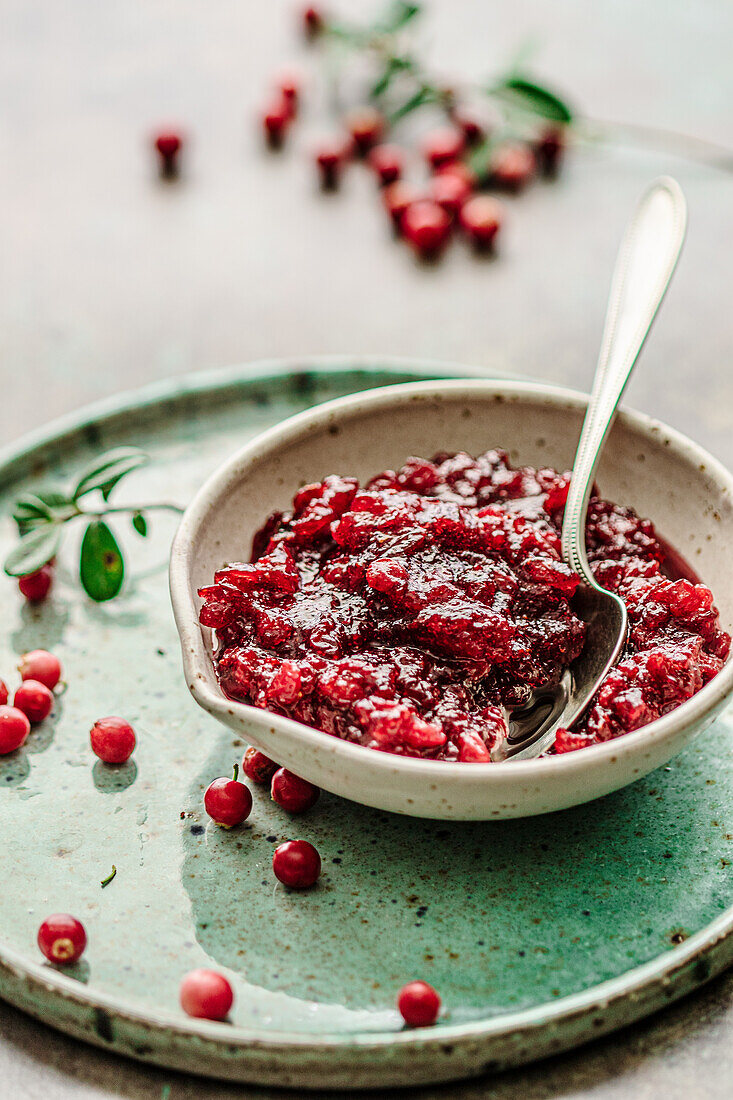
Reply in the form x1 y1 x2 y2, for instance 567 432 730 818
101 865 117 888
232 762 239 783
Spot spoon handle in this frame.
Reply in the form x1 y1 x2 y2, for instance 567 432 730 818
561 177 687 583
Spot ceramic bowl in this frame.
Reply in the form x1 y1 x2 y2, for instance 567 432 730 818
170 379 733 820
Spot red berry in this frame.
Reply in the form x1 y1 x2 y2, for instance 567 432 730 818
397 980 441 1027
180 969 233 1021
273 839 321 888
0 706 30 754
434 160 477 189
90 716 136 764
303 5 324 38
204 769 253 827
14 680 54 724
18 564 53 603
535 125 565 176
490 143 536 191
368 143 403 186
242 746 278 785
459 195 504 250
37 914 87 965
19 649 62 690
0 681 7 707
421 127 465 169
271 768 320 813
382 181 420 231
428 171 472 218
154 131 183 178
315 140 346 189
452 108 485 146
346 107 384 156
277 73 300 118
401 200 451 258
263 99 291 147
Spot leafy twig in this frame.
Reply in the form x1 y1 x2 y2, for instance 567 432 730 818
4 446 183 601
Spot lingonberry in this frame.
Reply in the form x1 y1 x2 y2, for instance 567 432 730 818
263 99 291 147
204 764 253 827
303 5 324 38
368 143 403 186
345 107 384 156
0 706 31 754
37 914 87 965
460 195 504 250
397 980 441 1027
382 181 420 232
19 649 62 690
273 839 321 888
401 200 451 258
0 681 7 707
535 125 565 176
421 127 465 169
18 564 53 603
242 746 278 785
277 73 300 118
452 108 485 145
428 171 472 218
271 768 320 813
154 131 183 178
90 716 136 764
315 141 346 189
14 680 53 724
180 969 233 1021
434 160 477 189
490 143 536 191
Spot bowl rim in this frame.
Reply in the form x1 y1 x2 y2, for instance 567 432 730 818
170 377 733 786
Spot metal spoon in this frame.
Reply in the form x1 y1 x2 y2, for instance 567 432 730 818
493 176 687 762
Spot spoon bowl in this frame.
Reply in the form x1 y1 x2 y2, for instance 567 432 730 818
170 378 733 819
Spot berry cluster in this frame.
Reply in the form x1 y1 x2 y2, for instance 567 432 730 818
254 4 570 260
0 649 61 754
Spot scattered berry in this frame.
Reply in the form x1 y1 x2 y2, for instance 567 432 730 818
315 140 346 189
346 107 384 156
303 5 324 38
382 181 420 232
0 681 7 707
271 768 320 813
277 73 300 118
242 746 279 785
428 171 472 218
263 99 291 147
204 764 253 827
490 142 536 191
402 200 451 258
397 980 441 1027
273 839 321 888
14 680 53 724
368 143 403 186
459 195 504 250
0 706 30 754
18 564 53 603
37 914 87 965
180 969 233 1021
90 716 136 764
421 127 465 169
19 649 62 690
154 131 183 178
535 125 565 176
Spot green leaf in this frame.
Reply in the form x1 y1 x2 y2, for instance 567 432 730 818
132 512 148 537
79 520 125 601
378 1 421 33
72 447 149 502
491 77 573 124
4 525 61 577
389 84 435 122
12 490 74 535
369 55 414 99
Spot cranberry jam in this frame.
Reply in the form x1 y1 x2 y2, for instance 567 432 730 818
199 450 730 762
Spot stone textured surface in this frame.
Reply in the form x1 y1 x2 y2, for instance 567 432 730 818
2 0 733 1096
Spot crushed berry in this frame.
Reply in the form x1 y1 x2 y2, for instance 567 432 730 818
199 451 730 761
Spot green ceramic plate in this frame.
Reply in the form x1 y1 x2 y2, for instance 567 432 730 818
0 358 732 1090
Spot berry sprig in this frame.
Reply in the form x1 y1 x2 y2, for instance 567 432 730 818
4 447 183 603
259 2 574 259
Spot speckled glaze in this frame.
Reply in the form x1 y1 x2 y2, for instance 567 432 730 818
171 379 733 821
1 359 732 1090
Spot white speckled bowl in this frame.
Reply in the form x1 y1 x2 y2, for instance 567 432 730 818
170 380 733 819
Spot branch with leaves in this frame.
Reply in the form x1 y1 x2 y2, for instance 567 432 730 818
4 447 183 602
